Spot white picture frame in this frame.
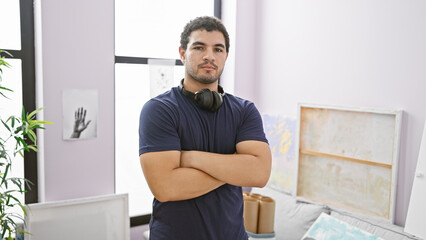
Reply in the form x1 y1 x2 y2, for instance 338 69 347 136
294 103 402 222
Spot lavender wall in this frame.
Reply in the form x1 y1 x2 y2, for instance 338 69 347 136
38 1 146 238
234 0 260 102
234 0 426 226
40 0 115 201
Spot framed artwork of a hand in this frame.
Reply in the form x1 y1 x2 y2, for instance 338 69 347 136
62 89 98 140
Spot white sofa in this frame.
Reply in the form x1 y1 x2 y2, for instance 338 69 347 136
251 187 423 240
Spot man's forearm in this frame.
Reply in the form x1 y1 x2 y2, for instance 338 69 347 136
140 151 225 203
159 167 225 202
180 141 272 187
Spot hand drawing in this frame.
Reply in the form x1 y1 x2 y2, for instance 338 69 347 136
70 107 91 138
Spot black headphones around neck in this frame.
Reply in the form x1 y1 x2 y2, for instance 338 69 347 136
179 79 225 112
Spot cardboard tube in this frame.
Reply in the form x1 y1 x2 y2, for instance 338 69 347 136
243 196 259 233
257 196 275 234
250 193 263 200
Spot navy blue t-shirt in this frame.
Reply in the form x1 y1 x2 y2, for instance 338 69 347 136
139 86 268 240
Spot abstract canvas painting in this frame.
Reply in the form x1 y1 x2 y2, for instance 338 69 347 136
302 213 383 240
262 114 297 194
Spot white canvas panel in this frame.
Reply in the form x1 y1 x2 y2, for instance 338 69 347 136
296 103 402 222
24 194 130 240
300 107 396 165
404 121 426 239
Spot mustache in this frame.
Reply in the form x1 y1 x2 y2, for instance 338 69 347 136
198 61 218 69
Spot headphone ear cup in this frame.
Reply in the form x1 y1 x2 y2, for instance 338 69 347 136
194 89 214 110
210 91 223 112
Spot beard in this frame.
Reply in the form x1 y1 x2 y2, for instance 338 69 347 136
186 61 224 84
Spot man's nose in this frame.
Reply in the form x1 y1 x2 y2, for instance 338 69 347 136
202 48 215 62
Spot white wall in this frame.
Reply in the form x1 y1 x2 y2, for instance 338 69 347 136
39 0 115 201
234 0 426 226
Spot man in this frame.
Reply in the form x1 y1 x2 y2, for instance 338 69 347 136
139 16 271 240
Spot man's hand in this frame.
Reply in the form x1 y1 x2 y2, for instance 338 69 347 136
70 107 91 138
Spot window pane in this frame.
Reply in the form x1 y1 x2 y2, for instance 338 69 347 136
115 0 214 59
115 63 183 217
0 1 21 50
0 59 24 220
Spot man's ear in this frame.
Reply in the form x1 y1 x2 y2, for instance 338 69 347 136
179 47 186 64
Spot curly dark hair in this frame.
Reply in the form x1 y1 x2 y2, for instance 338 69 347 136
180 16 230 52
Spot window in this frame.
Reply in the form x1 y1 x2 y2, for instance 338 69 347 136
114 0 220 226
0 58 24 207
0 1 21 50
0 0 38 204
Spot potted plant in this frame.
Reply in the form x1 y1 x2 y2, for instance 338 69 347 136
0 50 51 239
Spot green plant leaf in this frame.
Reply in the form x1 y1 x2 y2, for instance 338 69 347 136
0 86 13 100
19 202 28 216
1 226 7 240
25 122 30 134
26 107 44 120
27 145 38 152
32 125 45 130
14 137 22 147
27 129 36 144
14 125 24 135
17 149 24 158
0 86 13 91
1 164 10 186
0 91 11 99
8 194 21 205
16 230 31 235
6 195 11 206
0 49 13 57
34 120 53 125
10 178 24 192
21 106 26 121
6 216 17 228
3 189 19 195
14 136 28 151
10 117 15 128
1 119 11 132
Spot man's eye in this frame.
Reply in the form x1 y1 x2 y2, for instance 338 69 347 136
216 48 224 53
194 46 203 50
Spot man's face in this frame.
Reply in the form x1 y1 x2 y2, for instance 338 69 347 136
179 30 228 85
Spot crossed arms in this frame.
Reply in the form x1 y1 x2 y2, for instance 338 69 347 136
140 140 271 202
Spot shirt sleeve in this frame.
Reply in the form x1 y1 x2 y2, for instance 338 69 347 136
139 99 181 155
236 101 268 144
